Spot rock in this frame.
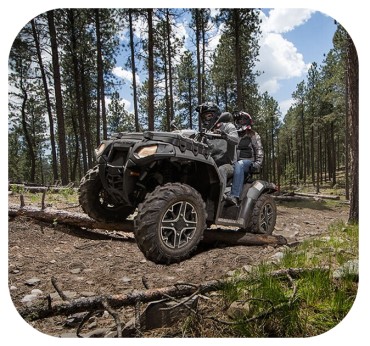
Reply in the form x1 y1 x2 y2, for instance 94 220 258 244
70 268 81 274
50 290 77 301
333 259 359 279
121 277 132 283
269 251 284 263
21 289 43 305
122 296 199 335
25 277 41 286
85 328 110 338
242 265 253 273
227 301 253 319
81 291 95 297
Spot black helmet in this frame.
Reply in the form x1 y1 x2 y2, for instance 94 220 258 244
196 102 221 129
234 111 253 131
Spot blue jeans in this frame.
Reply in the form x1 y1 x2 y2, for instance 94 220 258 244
230 159 253 198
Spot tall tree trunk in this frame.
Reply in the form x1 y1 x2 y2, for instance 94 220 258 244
68 10 88 174
164 53 170 131
147 9 155 130
345 56 350 200
80 59 93 168
47 10 69 185
271 115 276 182
31 18 58 182
195 10 202 129
128 9 140 131
20 78 36 182
311 126 315 185
166 9 174 123
300 106 306 183
347 36 359 224
233 10 242 110
316 124 320 193
201 11 206 104
188 77 193 129
69 89 79 182
95 9 107 140
330 122 336 186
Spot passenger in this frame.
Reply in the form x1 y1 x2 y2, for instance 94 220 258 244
224 111 264 206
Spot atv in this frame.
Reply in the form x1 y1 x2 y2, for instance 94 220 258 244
79 113 277 264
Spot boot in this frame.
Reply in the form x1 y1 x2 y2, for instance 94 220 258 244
224 194 239 206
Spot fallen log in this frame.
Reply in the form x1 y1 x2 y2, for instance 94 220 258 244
273 195 312 202
9 183 77 193
293 192 340 200
18 280 221 321
8 204 136 232
202 229 287 246
8 204 287 247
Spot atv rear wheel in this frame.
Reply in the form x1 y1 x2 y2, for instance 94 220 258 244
135 183 207 264
248 193 277 234
79 165 134 223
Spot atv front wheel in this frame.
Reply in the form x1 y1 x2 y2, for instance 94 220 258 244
248 193 277 234
135 183 207 264
79 165 135 223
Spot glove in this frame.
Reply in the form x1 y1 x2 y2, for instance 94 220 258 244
220 130 228 139
251 162 261 173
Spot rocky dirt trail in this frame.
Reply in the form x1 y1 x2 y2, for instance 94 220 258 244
7 193 349 337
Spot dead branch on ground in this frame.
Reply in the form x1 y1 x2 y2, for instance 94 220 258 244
18 279 221 321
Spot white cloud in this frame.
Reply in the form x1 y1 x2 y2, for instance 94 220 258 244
105 95 132 113
261 8 315 34
122 97 132 112
256 9 313 100
112 66 141 85
257 33 309 93
279 98 294 116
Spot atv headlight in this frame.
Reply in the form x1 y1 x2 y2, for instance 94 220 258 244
135 145 158 158
95 143 106 158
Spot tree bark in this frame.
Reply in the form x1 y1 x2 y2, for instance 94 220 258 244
128 9 140 131
31 18 58 182
347 35 359 224
166 9 174 124
95 9 107 140
47 10 69 185
147 9 155 131
68 10 88 174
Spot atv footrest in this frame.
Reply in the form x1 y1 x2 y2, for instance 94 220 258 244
215 217 245 228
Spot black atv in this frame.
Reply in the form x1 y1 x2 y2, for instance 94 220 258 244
79 113 277 264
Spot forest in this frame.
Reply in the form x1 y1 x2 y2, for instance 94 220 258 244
8 8 358 222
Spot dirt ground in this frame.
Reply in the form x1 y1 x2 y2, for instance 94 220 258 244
7 193 350 337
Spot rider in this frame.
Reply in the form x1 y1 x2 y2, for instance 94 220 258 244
196 102 239 195
224 111 264 206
